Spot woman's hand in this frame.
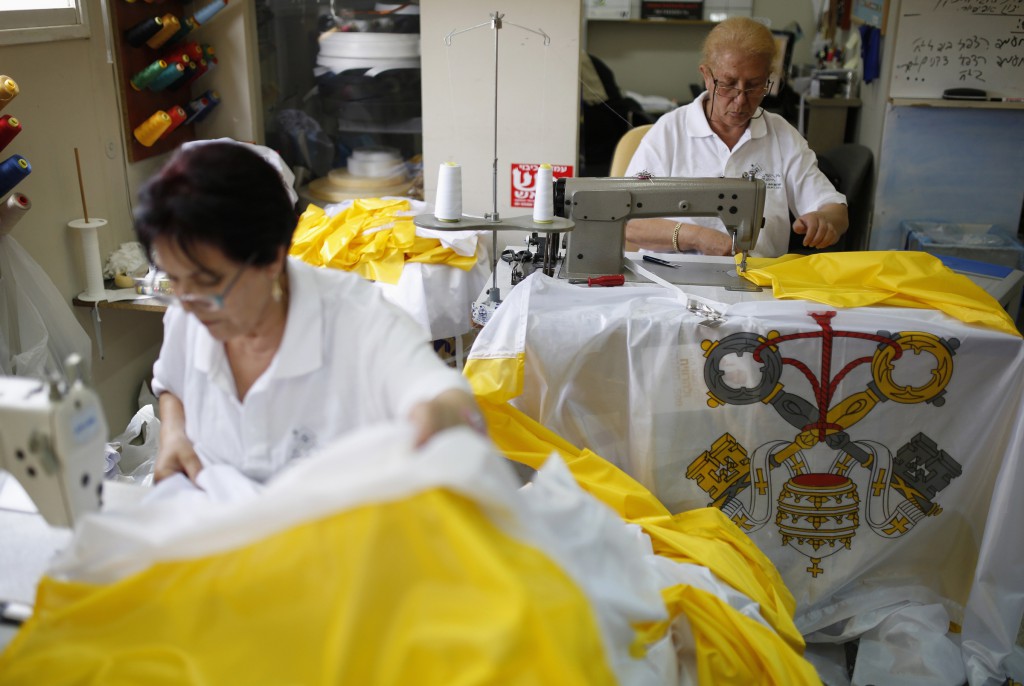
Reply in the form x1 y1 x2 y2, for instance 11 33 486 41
154 431 203 483
793 204 850 249
155 392 203 483
407 389 486 447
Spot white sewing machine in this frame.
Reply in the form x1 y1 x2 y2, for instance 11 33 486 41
0 357 107 528
554 175 766 286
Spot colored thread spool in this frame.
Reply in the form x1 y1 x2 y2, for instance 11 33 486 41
71 218 109 301
145 14 181 49
190 90 221 124
148 62 185 91
183 56 217 89
162 40 199 67
166 16 197 46
0 154 31 198
133 110 171 147
0 76 19 114
193 0 227 26
183 89 219 124
159 105 188 138
168 60 198 92
0 115 22 153
124 15 163 48
130 59 167 91
434 162 462 222
532 163 554 223
183 41 204 62
0 192 30 238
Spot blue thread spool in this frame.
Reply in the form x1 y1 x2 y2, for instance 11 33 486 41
148 62 185 92
0 154 31 198
193 0 226 26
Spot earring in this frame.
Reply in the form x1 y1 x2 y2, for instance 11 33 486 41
271 274 284 302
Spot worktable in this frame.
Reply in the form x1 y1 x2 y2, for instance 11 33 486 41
467 253 1024 685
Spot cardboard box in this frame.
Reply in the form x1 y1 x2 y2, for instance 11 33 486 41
641 1 703 19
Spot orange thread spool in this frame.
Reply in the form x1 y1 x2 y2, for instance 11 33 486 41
133 110 172 147
0 76 19 113
146 14 181 49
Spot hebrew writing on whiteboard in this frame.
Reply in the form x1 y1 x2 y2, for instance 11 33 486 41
890 0 1024 100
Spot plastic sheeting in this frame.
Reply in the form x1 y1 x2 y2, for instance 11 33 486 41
0 235 91 380
465 272 1024 686
0 424 819 685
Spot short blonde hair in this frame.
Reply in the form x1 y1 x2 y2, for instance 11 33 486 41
702 17 777 73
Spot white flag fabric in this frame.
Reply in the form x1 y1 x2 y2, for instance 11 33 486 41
467 272 1024 686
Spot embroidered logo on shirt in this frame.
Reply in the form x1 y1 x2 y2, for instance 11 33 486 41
747 163 782 191
288 426 319 461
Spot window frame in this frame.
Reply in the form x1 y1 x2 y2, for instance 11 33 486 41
0 2 90 46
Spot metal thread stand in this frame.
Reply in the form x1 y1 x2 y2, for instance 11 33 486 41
415 12 572 311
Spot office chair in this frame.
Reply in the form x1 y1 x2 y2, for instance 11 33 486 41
789 143 875 253
609 124 653 177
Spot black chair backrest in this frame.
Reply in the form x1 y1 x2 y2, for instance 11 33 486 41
788 143 874 253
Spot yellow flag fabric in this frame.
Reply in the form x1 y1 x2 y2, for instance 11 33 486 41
0 489 617 686
739 251 1020 337
467 357 820 684
289 198 478 284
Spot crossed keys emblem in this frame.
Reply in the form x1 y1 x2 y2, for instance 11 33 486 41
687 312 963 577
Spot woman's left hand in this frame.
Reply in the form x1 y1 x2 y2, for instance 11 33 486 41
792 204 850 249
407 389 486 447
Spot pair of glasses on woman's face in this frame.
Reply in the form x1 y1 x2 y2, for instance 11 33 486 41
150 254 254 313
708 69 772 100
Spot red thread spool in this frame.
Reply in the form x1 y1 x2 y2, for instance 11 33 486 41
0 114 22 153
160 106 188 138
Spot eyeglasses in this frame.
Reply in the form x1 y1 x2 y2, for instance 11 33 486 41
151 254 254 312
709 70 772 100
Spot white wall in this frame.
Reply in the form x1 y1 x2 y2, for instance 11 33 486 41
420 2 582 221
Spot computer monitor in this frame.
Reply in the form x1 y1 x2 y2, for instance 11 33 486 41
769 30 796 97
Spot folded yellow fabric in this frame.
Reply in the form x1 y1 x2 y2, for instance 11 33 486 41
0 490 617 686
467 350 818 685
290 198 477 284
740 251 1020 337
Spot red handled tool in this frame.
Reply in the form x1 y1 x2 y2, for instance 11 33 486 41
568 274 625 287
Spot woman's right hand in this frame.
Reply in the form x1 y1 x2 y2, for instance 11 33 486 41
154 431 203 483
155 391 203 483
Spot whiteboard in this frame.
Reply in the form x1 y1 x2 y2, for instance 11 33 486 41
890 0 1024 100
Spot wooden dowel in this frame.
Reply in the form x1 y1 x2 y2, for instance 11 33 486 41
74 147 89 222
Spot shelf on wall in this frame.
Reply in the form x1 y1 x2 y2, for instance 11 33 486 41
889 98 1024 110
586 18 715 25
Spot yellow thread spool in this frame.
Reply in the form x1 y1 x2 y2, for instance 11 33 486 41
133 110 172 147
0 76 19 113
145 14 181 49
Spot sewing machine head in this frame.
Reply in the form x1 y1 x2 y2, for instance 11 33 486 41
554 175 766 278
0 357 107 528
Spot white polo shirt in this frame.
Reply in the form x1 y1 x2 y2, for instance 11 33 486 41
625 91 847 258
152 257 470 482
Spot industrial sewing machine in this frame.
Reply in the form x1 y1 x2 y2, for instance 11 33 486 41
553 175 767 288
0 355 106 528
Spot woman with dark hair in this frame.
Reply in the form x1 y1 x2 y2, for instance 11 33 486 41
625 16 849 258
135 140 482 484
